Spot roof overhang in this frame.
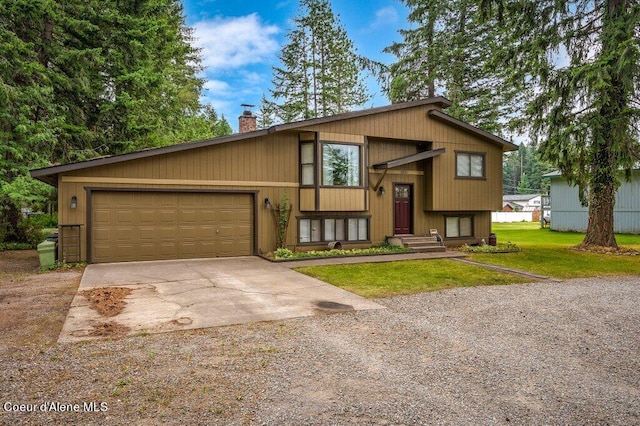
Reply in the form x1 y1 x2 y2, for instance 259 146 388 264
30 97 517 186
29 130 269 187
373 148 446 170
427 110 518 151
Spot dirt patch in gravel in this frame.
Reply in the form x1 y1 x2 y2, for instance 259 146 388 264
87 320 131 337
0 249 41 275
0 250 82 352
80 287 132 317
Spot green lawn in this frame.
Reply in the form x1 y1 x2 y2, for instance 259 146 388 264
295 223 640 299
472 223 640 279
296 259 531 299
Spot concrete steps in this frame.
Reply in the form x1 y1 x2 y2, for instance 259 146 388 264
399 235 446 253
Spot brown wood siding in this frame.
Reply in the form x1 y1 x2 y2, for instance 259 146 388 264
318 132 364 143
65 133 299 183
300 106 453 141
58 133 302 261
368 138 423 172
299 188 315 211
430 141 503 211
318 188 366 211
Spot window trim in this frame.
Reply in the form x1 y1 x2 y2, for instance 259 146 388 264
444 215 474 239
299 141 316 187
320 142 364 188
297 216 371 244
455 151 486 180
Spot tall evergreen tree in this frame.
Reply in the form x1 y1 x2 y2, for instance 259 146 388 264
503 144 554 195
262 0 370 124
0 0 230 208
384 0 512 135
483 0 640 248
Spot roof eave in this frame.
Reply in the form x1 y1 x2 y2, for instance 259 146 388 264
427 110 518 151
373 148 446 170
29 129 270 182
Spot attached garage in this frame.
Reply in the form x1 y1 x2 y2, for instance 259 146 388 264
89 190 254 263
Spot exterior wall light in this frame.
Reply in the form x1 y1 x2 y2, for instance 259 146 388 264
378 186 386 196
70 195 78 209
264 197 272 209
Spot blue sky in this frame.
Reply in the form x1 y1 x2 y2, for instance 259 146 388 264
181 0 409 131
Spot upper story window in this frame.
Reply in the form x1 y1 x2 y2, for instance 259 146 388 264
456 152 485 178
322 143 361 187
300 142 315 186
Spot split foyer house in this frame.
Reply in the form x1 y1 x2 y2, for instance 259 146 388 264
31 97 517 263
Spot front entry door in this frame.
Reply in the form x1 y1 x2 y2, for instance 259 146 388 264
394 184 412 235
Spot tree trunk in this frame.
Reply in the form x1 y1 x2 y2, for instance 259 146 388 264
581 0 626 249
582 179 617 248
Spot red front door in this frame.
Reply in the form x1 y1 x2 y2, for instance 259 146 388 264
394 184 412 235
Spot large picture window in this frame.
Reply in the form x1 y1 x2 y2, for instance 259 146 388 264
322 143 361 186
299 217 368 243
456 152 485 178
445 216 473 238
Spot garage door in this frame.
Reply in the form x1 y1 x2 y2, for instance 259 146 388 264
91 191 253 263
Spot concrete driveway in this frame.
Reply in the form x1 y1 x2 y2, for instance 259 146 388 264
59 257 383 343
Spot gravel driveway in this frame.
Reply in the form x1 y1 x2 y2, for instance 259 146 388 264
2 275 639 425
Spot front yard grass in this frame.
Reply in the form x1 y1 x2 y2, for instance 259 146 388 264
295 259 531 299
296 223 639 299
471 223 640 279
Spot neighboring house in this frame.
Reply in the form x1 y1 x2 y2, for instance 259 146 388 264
31 97 517 263
502 194 542 212
546 170 640 234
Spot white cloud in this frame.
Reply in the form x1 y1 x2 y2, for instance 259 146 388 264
192 14 280 71
202 79 232 96
365 6 399 32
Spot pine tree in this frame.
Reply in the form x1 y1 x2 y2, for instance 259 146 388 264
0 0 230 208
264 0 370 123
483 0 640 248
503 144 554 195
385 0 513 135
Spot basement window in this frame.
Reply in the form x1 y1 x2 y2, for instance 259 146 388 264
299 219 321 243
298 217 369 243
445 216 473 238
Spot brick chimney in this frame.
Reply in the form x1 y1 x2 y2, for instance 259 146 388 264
238 104 257 133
